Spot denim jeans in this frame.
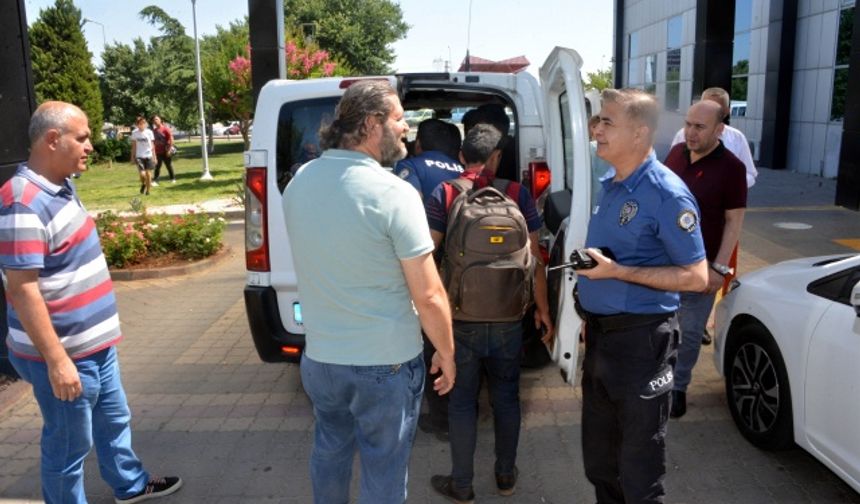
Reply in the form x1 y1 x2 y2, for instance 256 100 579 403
448 321 522 490
674 291 717 392
300 353 424 504
9 347 148 504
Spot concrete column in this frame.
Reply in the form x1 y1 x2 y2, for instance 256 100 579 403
759 0 797 171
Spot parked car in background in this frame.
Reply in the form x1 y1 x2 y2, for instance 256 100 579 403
226 122 241 135
714 253 860 493
404 108 434 127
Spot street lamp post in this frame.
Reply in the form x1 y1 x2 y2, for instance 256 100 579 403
82 17 106 51
191 0 213 180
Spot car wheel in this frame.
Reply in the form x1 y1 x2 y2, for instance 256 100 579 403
724 323 794 450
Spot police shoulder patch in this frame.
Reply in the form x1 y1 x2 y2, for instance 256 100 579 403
398 168 410 179
677 209 698 233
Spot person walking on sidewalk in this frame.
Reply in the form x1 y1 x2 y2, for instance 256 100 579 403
130 116 156 195
0 101 181 504
576 89 707 504
151 115 176 185
664 100 747 418
283 80 456 504
426 124 555 503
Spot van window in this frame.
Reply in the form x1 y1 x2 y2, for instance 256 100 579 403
559 92 574 191
276 97 339 192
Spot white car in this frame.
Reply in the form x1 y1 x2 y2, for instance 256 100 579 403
713 253 860 493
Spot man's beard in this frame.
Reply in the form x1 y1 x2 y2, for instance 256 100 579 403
379 122 407 168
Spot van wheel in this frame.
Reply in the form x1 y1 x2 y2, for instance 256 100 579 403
724 323 794 450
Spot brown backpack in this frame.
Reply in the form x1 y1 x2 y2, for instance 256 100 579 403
441 177 535 322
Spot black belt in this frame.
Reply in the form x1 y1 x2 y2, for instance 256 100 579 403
582 310 674 333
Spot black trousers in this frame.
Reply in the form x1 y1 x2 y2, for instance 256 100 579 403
422 333 449 429
581 314 679 504
154 154 174 181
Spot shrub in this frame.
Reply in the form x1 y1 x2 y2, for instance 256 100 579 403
95 207 226 268
91 137 131 164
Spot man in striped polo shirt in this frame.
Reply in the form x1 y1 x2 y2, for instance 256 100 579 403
0 102 181 504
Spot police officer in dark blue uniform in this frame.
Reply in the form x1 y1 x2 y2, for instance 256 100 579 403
575 89 708 504
394 119 463 200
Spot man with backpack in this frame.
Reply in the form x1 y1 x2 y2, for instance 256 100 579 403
425 124 554 502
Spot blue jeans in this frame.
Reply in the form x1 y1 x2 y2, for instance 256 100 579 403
300 353 424 504
9 347 148 504
448 321 522 490
674 291 717 392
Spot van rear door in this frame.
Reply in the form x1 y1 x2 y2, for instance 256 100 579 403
539 47 592 385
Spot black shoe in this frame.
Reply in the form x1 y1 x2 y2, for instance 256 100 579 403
670 390 686 419
496 466 518 496
701 330 713 346
139 184 145 194
418 413 449 442
430 475 474 504
115 476 182 503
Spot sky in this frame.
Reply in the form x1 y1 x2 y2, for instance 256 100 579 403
24 0 614 78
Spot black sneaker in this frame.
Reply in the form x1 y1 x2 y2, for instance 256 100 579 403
670 390 687 419
496 466 518 496
115 476 182 503
430 475 474 504
701 330 713 346
418 413 449 442
139 184 145 194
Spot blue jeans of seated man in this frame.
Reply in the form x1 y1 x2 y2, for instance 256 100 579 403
674 291 717 392
300 353 424 504
9 346 149 504
449 321 522 490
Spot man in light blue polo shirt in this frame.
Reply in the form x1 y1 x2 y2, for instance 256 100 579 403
283 80 456 504
575 89 708 504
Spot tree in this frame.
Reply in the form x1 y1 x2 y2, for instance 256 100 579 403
138 6 198 132
29 0 103 129
283 0 409 75
100 39 156 126
584 67 613 92
202 22 343 149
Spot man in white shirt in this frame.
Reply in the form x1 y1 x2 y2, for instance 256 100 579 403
670 87 757 188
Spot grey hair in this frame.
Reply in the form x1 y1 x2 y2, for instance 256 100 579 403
28 102 80 144
319 80 397 150
601 88 660 142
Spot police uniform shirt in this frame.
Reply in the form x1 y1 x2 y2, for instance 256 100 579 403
578 152 706 315
393 150 463 200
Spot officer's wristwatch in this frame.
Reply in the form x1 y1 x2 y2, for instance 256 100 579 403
710 262 733 277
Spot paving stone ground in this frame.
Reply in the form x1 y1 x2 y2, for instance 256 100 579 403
2 184 860 502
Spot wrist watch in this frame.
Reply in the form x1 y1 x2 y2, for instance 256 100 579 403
710 262 733 276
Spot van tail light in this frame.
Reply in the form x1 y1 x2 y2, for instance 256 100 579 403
538 243 550 266
245 167 270 272
528 161 551 199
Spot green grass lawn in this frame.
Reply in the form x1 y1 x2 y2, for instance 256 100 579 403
77 138 245 212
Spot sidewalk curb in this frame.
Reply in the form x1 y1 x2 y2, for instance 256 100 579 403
109 244 234 281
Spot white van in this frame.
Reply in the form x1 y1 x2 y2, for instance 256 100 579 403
243 47 595 385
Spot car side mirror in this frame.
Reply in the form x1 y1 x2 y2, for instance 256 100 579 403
852 281 860 317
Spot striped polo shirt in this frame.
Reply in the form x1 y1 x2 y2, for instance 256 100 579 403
0 165 121 361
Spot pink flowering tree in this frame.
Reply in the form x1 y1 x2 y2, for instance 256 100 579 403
219 38 342 149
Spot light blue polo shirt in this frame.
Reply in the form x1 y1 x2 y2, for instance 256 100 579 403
577 152 705 315
283 149 434 365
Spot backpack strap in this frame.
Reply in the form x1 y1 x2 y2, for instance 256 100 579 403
490 178 522 203
443 177 474 213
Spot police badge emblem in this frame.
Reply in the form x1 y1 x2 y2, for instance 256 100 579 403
619 200 638 225
677 209 698 232
398 168 410 179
